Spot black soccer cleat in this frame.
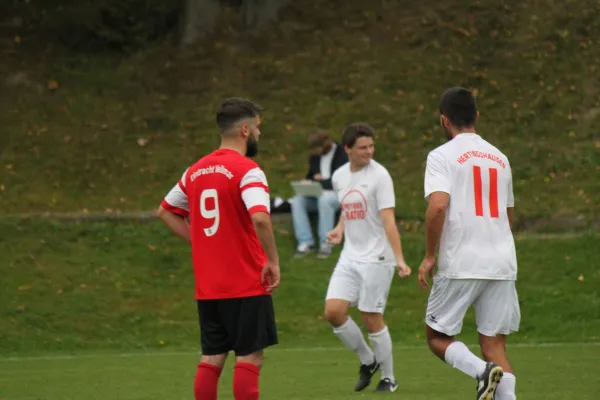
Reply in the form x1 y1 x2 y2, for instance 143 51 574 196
375 378 398 392
476 362 504 400
354 359 380 392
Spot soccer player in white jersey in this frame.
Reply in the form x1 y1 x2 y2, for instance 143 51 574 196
324 123 411 393
418 87 520 400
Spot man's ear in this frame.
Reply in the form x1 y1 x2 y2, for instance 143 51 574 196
240 123 248 138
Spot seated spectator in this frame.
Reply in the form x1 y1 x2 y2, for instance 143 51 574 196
292 130 348 258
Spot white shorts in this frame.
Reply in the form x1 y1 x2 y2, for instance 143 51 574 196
325 258 395 314
425 276 521 337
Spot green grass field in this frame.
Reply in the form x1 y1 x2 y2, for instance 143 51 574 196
1 344 599 399
0 219 598 398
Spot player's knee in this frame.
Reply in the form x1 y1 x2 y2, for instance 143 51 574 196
200 354 227 369
361 312 384 333
324 305 346 327
236 351 264 367
426 326 450 348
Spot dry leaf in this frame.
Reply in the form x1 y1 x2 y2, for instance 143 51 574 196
137 137 149 147
17 285 31 291
48 80 59 90
56 289 63 295
578 274 584 281
285 124 293 131
5 164 13 170
14 36 21 44
147 244 157 252
80 283 87 289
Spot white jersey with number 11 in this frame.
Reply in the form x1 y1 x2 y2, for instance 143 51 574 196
424 133 517 280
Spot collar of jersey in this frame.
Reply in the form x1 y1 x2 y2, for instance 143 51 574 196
455 132 479 138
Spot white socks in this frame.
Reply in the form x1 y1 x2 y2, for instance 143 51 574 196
333 317 375 365
444 341 487 379
497 372 517 400
368 326 395 381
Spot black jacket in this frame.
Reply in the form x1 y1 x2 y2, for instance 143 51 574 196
305 142 348 190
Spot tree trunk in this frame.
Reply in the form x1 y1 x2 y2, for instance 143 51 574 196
243 0 289 29
180 0 221 48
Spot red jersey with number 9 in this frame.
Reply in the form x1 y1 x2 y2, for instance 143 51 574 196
161 149 271 300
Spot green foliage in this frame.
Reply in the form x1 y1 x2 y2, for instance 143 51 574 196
0 0 598 220
39 0 180 51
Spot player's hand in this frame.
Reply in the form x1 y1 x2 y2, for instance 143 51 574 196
396 261 411 278
326 228 343 245
261 260 281 292
313 174 322 181
418 256 436 291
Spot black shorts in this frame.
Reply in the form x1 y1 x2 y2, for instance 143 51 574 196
197 295 278 356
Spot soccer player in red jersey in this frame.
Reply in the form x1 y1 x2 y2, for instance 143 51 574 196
157 98 281 400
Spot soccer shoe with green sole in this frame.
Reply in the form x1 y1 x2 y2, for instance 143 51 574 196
476 362 504 400
354 359 380 391
375 378 398 392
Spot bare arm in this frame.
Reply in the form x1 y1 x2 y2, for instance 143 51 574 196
334 212 344 231
380 208 406 264
251 212 279 264
156 206 191 243
424 192 450 258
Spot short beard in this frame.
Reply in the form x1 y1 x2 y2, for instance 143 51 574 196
246 136 258 158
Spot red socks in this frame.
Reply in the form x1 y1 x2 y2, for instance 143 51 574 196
193 361 260 400
194 363 222 400
233 362 261 400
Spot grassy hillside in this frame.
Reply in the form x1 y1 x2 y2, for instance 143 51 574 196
1 0 599 221
0 218 598 355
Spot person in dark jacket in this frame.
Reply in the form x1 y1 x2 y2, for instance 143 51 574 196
292 130 348 258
